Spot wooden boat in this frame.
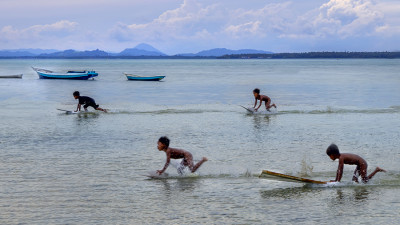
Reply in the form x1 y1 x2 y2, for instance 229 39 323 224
32 67 98 80
0 74 23 78
124 73 165 81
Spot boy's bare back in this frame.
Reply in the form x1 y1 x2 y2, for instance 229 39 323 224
166 147 190 159
257 95 270 102
338 153 367 166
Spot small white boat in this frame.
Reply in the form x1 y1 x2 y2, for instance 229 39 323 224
32 67 98 80
0 74 23 78
124 72 165 81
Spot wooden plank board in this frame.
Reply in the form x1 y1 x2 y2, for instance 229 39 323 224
239 105 255 113
57 109 78 114
260 170 328 184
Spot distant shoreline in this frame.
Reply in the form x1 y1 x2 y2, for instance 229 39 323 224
218 52 400 59
1 52 400 59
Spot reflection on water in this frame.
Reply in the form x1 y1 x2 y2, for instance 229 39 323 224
260 186 320 199
250 114 271 130
149 177 201 199
75 113 100 124
333 187 370 203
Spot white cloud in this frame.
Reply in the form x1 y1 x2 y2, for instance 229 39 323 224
0 20 78 43
316 0 384 37
108 0 294 49
1 0 399 52
225 21 263 38
109 0 224 43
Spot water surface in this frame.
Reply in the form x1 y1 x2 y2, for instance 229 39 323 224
0 59 399 224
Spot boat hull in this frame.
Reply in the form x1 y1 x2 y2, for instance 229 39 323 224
126 75 165 81
0 74 23 79
34 69 98 80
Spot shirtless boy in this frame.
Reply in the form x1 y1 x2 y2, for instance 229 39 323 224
73 91 107 112
326 144 385 183
253 88 276 112
157 136 208 175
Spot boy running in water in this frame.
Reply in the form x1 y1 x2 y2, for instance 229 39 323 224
326 144 385 183
73 91 107 112
253 88 276 112
157 136 208 175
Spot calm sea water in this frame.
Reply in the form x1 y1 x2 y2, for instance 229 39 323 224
0 59 399 224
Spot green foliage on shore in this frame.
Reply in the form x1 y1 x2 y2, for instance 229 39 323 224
218 52 400 59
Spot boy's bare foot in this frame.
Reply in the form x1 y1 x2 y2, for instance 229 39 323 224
376 167 386 172
202 157 208 162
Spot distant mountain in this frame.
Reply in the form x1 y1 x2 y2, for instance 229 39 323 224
0 50 35 57
39 49 109 58
16 48 59 55
117 43 167 56
0 48 59 57
0 44 274 58
184 48 273 57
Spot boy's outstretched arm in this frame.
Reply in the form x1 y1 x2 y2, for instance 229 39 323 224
253 98 258 108
254 99 262 111
157 154 171 175
75 103 81 112
334 159 344 182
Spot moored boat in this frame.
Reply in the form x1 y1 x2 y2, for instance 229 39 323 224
32 67 98 80
0 74 23 78
124 72 165 81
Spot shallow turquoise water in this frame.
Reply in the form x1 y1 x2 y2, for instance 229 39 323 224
0 59 399 224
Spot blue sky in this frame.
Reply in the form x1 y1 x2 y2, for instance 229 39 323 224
1 0 399 54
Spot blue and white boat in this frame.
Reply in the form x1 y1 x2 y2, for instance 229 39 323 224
32 67 98 80
124 72 165 81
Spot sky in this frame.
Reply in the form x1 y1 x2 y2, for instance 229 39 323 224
0 0 399 54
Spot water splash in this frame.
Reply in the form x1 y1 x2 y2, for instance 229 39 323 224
298 155 314 177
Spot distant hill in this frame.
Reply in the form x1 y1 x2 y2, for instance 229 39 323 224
0 50 35 57
38 49 109 58
117 43 167 56
16 48 59 55
218 51 400 59
0 44 274 58
0 49 59 57
177 48 273 57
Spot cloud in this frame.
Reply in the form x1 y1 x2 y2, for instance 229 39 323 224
109 0 389 47
0 20 78 43
109 0 224 43
108 0 294 50
315 0 384 37
1 0 399 52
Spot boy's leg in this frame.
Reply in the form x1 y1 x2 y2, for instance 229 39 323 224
265 102 271 111
367 167 386 180
191 157 208 173
94 104 107 112
352 167 360 182
266 102 276 111
359 164 370 183
96 107 107 112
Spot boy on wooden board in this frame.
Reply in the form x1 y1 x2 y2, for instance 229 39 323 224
73 91 107 112
326 144 385 183
253 88 276 112
157 136 208 175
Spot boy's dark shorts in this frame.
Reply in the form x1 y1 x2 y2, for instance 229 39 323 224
84 103 99 109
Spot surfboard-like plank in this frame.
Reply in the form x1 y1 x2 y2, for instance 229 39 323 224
260 170 328 184
144 171 169 179
57 109 78 114
239 105 255 113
